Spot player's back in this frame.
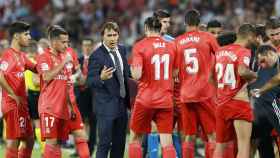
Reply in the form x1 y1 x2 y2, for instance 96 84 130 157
175 30 218 102
215 44 251 105
133 36 175 108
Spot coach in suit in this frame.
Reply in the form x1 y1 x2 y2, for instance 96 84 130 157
87 22 130 158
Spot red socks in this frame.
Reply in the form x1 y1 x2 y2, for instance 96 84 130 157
75 138 90 158
162 145 176 158
205 142 216 158
18 147 33 158
182 141 194 158
5 147 18 158
128 141 142 158
213 142 234 158
44 144 61 158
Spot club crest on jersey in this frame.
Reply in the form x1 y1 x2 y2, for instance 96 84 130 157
41 63 49 71
0 61 8 71
153 42 165 48
65 62 73 69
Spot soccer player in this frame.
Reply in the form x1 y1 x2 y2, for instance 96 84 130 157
154 9 174 41
36 25 73 158
0 21 36 158
207 20 223 38
128 16 177 158
175 9 219 158
213 23 257 158
64 46 90 158
265 17 280 50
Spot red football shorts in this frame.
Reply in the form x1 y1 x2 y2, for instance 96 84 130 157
40 113 68 141
66 104 84 131
4 108 33 139
174 104 183 132
216 99 253 143
130 102 174 134
180 98 216 136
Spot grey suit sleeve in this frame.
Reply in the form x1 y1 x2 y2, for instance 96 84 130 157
87 52 104 89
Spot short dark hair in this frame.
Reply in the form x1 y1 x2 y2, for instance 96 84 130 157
153 9 170 19
82 37 94 44
256 44 277 56
217 31 237 46
255 24 270 42
185 9 200 26
47 25 68 40
265 17 280 30
207 20 222 29
101 22 120 36
144 17 162 33
237 23 256 38
9 21 30 38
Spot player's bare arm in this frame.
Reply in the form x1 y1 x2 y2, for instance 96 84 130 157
238 65 257 81
131 65 142 80
42 53 72 82
0 71 22 105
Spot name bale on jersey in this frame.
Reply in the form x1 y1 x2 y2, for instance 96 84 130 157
153 42 166 49
179 36 200 45
216 50 237 61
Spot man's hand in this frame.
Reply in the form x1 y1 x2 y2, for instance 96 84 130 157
100 66 115 81
8 94 23 106
251 89 261 98
63 53 73 64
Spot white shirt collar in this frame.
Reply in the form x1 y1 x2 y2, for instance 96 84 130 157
103 42 118 53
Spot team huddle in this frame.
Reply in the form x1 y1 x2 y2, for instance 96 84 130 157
1 8 280 158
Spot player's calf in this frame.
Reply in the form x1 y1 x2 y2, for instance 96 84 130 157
234 120 252 158
18 136 34 158
72 128 90 158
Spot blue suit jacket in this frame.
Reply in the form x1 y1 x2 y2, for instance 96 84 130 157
87 44 130 117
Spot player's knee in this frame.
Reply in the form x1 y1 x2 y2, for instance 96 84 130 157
45 139 58 145
6 139 19 148
160 134 173 147
207 133 216 142
73 129 88 140
185 135 196 142
129 130 142 142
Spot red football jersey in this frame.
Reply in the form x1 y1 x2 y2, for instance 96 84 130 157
175 30 219 102
36 48 69 120
131 36 176 108
0 48 36 114
215 44 251 105
63 47 80 105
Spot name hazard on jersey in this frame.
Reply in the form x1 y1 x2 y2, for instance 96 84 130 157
179 36 200 45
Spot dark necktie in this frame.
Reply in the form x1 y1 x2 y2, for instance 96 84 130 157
110 50 126 98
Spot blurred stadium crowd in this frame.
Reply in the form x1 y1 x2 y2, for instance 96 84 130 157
0 0 278 50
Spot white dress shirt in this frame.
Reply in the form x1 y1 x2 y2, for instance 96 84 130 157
103 43 124 74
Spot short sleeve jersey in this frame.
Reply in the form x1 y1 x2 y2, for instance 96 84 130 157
175 31 219 102
215 44 251 105
36 48 69 119
131 36 176 108
0 48 36 114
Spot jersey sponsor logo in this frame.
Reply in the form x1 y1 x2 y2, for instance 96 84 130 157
0 61 8 71
216 50 237 61
41 63 49 71
243 56 250 66
179 36 200 45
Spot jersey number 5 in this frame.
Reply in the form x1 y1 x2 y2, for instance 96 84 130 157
216 63 236 89
151 54 170 80
184 48 199 74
